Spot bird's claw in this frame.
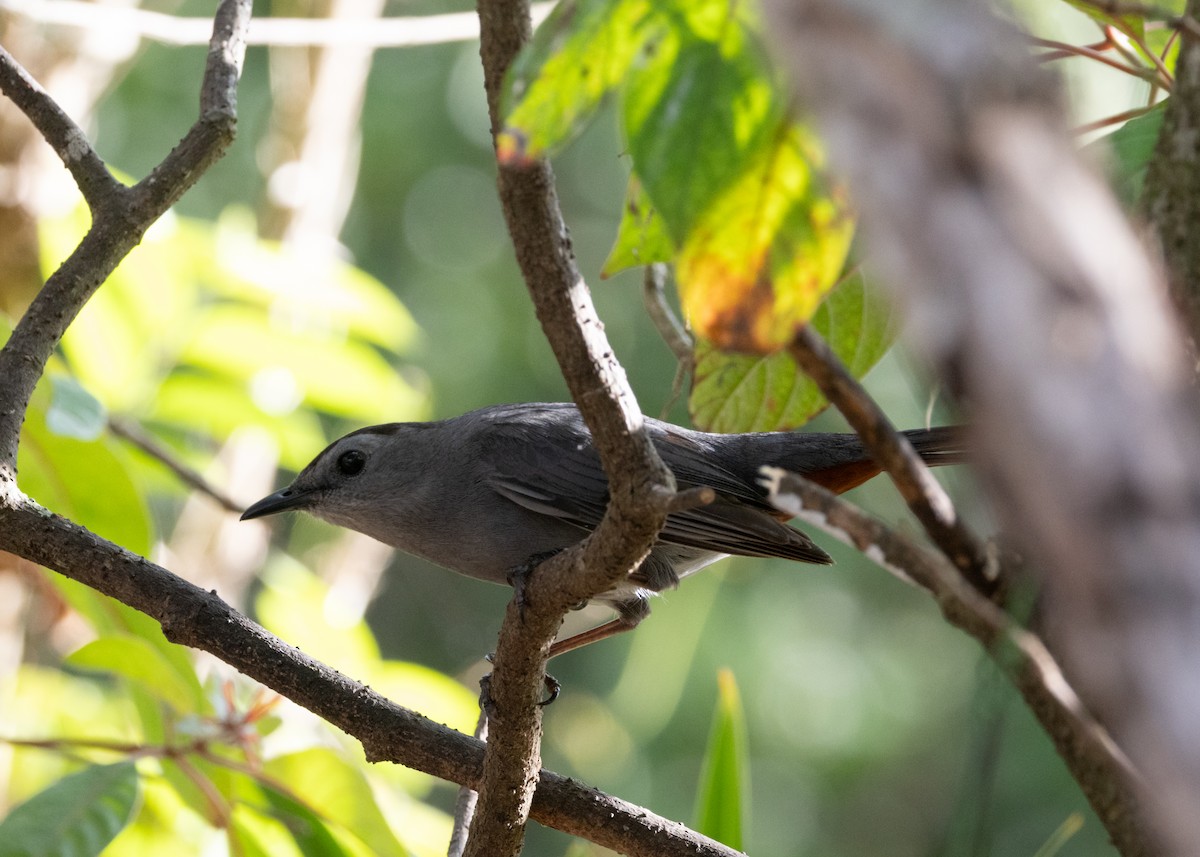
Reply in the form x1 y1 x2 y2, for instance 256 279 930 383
478 660 562 718
539 673 561 706
505 550 562 621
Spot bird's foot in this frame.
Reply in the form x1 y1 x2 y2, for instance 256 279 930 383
505 549 562 620
479 654 561 718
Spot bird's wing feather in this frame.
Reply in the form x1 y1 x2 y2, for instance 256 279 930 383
479 409 830 564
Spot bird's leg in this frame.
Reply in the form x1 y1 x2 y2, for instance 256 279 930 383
505 549 563 620
548 597 651 659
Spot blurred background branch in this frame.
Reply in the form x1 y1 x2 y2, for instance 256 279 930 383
0 0 554 47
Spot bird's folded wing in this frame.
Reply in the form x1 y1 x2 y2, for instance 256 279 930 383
483 427 831 564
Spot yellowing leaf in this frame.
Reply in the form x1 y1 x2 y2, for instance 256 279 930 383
500 0 658 162
601 176 676 277
692 669 749 849
677 123 853 353
689 269 895 432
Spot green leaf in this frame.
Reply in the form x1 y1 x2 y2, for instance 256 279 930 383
258 782 361 857
50 577 198 688
148 373 326 472
499 0 658 162
690 269 894 431
1094 103 1165 207
19 387 152 556
1061 0 1144 39
57 212 201 413
179 305 425 424
46 375 107 441
66 636 205 714
229 805 306 857
624 16 783 242
601 175 676 277
1032 813 1085 857
255 557 381 675
208 211 420 354
0 762 140 857
49 201 425 447
676 122 853 351
264 749 409 857
370 661 481 737
692 669 748 850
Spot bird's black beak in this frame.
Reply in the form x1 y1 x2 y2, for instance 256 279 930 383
240 487 310 521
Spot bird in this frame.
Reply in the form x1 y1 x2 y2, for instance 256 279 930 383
241 402 965 656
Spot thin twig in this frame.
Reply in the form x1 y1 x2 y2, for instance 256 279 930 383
108 418 242 513
787 324 993 591
758 466 1143 806
642 263 692 362
448 712 488 857
1109 24 1175 87
0 0 553 47
1073 103 1161 135
642 263 693 416
1030 35 1165 85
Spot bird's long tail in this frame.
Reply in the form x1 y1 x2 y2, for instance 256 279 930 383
902 425 969 467
800 425 967 494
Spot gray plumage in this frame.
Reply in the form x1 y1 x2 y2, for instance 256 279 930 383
242 403 965 626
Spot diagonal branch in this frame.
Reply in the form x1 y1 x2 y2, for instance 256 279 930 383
759 466 1143 846
788 325 993 591
0 0 251 476
0 504 742 857
107 419 242 514
0 47 119 209
763 0 1200 853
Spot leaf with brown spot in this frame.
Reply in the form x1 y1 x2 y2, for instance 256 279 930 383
676 122 853 353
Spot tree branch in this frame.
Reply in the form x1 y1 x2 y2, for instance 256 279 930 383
0 0 250 475
0 47 118 209
759 466 1143 846
1143 0 1200 347
0 505 741 857
762 0 1200 853
788 324 993 591
468 1 683 854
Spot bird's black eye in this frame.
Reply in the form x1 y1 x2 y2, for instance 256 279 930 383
336 449 367 477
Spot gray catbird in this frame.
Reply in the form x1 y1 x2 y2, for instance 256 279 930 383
241 402 965 654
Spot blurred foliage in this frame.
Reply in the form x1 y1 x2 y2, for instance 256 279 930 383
43 202 427 471
0 762 139 857
1090 102 1166 206
0 544 467 856
0 0 1178 854
502 0 868 429
692 669 748 851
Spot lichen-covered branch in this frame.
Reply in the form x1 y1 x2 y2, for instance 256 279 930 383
1143 0 1200 347
762 0 1200 853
